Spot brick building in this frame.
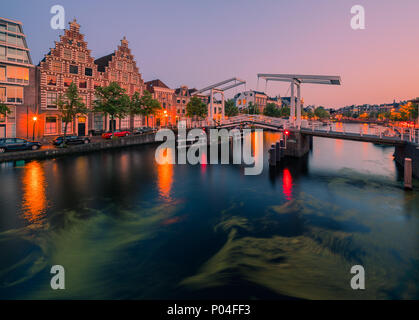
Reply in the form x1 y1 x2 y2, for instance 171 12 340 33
0 17 33 138
25 19 145 139
145 79 176 127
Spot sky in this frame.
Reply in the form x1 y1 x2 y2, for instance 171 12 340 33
2 0 419 108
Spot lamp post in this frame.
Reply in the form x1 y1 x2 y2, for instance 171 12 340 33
32 116 37 141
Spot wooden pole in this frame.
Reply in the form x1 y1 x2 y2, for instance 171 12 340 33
404 158 413 190
269 145 276 167
275 141 281 162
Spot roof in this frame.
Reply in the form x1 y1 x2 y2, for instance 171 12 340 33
145 79 170 89
94 53 115 72
258 74 342 85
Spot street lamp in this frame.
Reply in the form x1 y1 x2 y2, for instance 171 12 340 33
32 116 37 141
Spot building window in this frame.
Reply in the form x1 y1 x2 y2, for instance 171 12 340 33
62 121 73 133
79 80 87 89
0 45 5 57
85 67 92 76
0 87 5 102
117 61 123 70
177 99 180 104
120 116 129 129
63 48 71 60
51 61 61 72
111 72 118 81
0 66 5 81
0 32 5 42
134 115 142 128
127 64 132 72
6 86 23 103
47 75 57 86
46 92 57 108
94 82 100 89
45 117 58 134
69 65 78 74
94 114 104 130
78 51 85 62
122 74 128 82
64 78 72 87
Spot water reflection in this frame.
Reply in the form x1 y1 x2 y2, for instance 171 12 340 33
21 161 47 225
157 148 174 201
282 168 293 201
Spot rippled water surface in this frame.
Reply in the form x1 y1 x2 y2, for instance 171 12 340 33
0 125 418 299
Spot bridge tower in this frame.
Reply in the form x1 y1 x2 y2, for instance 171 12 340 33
257 74 342 129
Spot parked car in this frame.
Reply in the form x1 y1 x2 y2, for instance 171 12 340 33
52 136 90 146
132 127 155 135
0 138 41 153
101 130 131 139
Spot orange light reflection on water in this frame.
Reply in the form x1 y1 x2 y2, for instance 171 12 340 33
156 148 174 201
21 161 47 225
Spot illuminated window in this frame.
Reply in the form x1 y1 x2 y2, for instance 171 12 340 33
6 86 23 103
63 48 71 59
46 92 57 108
0 87 5 102
45 117 57 134
79 80 87 89
64 78 72 87
0 66 5 81
47 75 57 86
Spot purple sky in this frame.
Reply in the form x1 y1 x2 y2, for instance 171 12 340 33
3 0 419 108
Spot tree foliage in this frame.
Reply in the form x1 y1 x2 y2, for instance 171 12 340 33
187 96 207 119
57 82 88 139
0 102 11 118
94 82 130 132
138 90 161 127
225 99 239 117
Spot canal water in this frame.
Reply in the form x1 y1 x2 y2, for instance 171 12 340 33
0 124 418 299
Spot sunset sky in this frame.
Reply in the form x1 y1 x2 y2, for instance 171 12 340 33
3 0 419 108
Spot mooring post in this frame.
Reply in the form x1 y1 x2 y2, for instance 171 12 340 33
275 141 281 162
404 158 413 190
269 145 276 167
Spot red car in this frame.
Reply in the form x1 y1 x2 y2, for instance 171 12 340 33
101 130 131 139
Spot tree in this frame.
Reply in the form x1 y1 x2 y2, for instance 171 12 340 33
280 106 290 118
246 102 259 115
94 82 130 133
56 83 88 142
314 106 330 119
0 102 11 119
263 103 280 117
186 96 207 122
225 99 239 117
128 91 143 129
139 90 161 127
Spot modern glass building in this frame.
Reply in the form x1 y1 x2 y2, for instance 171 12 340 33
0 17 33 138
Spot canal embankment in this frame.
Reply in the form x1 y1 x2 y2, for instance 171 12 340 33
0 133 159 163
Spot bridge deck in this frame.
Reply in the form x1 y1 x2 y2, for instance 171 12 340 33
218 115 418 147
